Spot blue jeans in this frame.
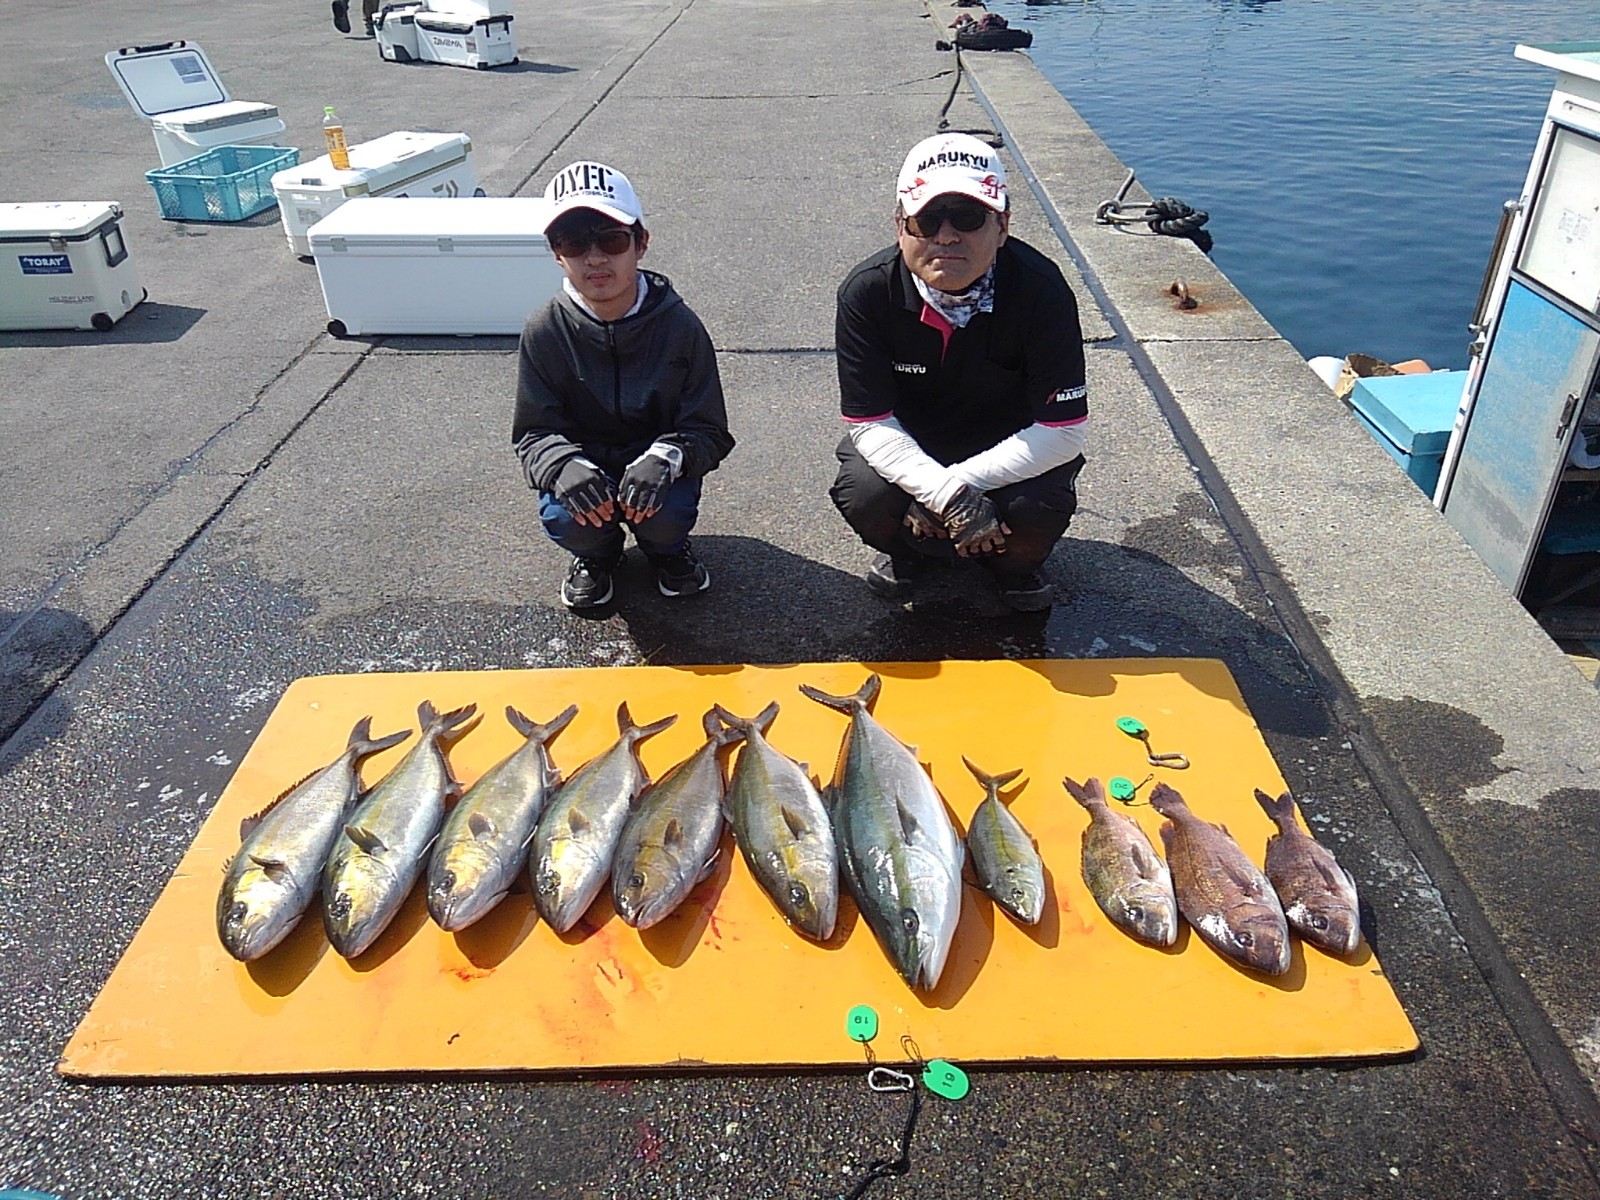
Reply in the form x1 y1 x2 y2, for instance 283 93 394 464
539 476 702 564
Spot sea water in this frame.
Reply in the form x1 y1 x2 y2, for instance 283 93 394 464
994 0 1587 371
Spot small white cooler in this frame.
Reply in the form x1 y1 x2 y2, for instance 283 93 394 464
0 202 145 332
375 2 428 62
105 41 286 168
270 131 482 257
413 10 517 70
309 197 559 336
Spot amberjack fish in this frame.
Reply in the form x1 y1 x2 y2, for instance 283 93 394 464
323 700 479 958
1063 775 1177 947
1150 782 1290 975
425 704 579 932
1255 788 1362 955
715 701 839 940
801 674 963 991
218 716 411 961
963 759 1045 925
611 709 742 930
530 702 677 933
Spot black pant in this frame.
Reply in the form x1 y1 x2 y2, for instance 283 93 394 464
829 436 1082 576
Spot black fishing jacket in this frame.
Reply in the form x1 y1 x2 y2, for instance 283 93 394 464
513 270 734 488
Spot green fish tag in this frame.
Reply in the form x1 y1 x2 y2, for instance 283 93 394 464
1116 716 1148 737
846 1005 878 1043
1109 776 1137 801
922 1059 969 1101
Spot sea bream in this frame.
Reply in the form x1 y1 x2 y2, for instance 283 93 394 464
1149 782 1290 975
1063 775 1177 947
425 704 578 932
217 716 411 961
529 702 677 934
801 674 964 992
963 759 1045 925
322 700 479 958
611 709 742 930
715 701 839 941
1255 788 1362 955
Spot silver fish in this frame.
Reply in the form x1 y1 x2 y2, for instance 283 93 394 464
715 702 839 941
323 700 479 958
217 717 411 961
425 704 578 932
802 674 964 992
1150 782 1290 975
611 709 740 930
1063 775 1177 947
530 702 677 933
1256 788 1362 955
963 759 1046 925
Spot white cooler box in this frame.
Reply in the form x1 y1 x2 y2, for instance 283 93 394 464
375 2 428 62
414 11 517 69
309 197 559 336
270 131 482 257
0 202 145 332
105 41 285 168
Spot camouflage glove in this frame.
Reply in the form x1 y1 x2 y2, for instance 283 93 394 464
903 500 948 541
939 483 1006 556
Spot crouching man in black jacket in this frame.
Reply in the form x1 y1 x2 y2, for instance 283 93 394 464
514 161 734 611
831 133 1088 611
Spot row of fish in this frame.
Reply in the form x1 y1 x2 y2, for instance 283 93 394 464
217 674 1359 990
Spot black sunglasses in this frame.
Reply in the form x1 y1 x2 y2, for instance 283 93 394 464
548 225 637 257
902 199 993 238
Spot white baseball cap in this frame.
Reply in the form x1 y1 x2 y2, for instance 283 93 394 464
542 161 645 231
896 133 1007 216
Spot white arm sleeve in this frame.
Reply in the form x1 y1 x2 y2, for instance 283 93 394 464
846 418 967 512
946 419 1088 493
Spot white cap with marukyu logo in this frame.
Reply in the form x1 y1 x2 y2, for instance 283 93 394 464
896 133 1007 216
542 161 645 232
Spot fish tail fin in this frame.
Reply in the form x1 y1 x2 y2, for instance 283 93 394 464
1147 782 1186 816
620 701 677 743
962 756 1024 798
508 703 579 745
1255 788 1295 826
712 701 780 737
348 715 411 763
799 673 881 714
1060 775 1102 810
426 701 480 741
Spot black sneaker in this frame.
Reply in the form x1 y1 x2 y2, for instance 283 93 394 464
865 553 920 599
652 548 711 597
993 569 1053 612
561 557 614 609
364 19 376 35
332 0 352 31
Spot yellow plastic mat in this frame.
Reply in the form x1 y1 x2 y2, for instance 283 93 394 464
60 659 1417 1078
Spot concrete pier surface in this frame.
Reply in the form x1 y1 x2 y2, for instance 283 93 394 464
3 0 1599 1196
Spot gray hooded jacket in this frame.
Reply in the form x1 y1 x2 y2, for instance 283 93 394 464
513 270 734 490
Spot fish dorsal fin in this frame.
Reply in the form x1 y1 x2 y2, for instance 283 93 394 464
1129 838 1162 880
248 854 291 882
779 805 811 839
344 824 388 855
896 800 920 841
239 767 320 839
567 808 590 836
469 812 498 840
664 818 683 848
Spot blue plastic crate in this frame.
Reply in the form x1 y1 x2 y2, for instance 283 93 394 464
145 144 300 223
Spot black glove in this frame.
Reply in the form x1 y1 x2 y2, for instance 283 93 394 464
939 483 1005 556
551 457 614 522
618 446 680 519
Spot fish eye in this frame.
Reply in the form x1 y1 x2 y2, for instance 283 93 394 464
229 901 248 924
1010 887 1024 900
788 883 810 907
439 870 456 892
537 869 560 896
900 908 919 936
629 873 645 890
1312 914 1329 930
1237 930 1254 947
328 893 352 920
1126 905 1144 923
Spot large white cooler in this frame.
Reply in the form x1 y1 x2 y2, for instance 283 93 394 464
0 202 145 332
270 131 482 257
309 197 559 336
375 2 427 62
105 41 286 168
413 10 517 69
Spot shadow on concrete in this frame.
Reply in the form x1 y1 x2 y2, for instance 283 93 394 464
0 301 206 347
0 604 93 758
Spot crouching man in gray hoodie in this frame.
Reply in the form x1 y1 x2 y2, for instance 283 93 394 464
513 161 734 611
